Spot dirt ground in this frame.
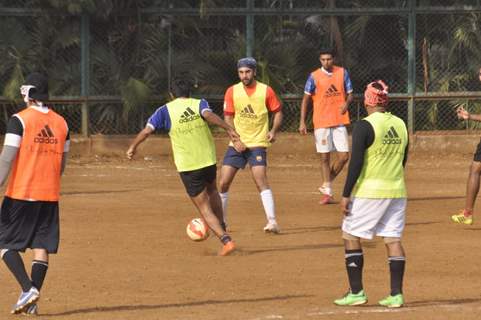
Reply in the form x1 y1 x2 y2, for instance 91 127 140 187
1 150 481 320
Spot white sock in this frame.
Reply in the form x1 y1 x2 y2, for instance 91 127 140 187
260 189 276 223
219 192 229 224
320 183 332 196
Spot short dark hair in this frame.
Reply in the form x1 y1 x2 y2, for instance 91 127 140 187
371 82 384 91
319 47 335 57
170 78 193 97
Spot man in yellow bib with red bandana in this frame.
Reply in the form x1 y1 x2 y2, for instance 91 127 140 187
219 57 283 233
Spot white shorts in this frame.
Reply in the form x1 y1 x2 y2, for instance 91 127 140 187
342 198 407 240
314 126 349 153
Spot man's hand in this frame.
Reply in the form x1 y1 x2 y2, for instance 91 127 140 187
299 122 307 135
340 197 351 216
457 106 470 120
233 140 247 152
340 103 349 115
228 128 247 152
267 130 276 143
126 146 136 160
227 128 240 142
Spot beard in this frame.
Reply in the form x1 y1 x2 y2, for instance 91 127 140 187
242 78 254 86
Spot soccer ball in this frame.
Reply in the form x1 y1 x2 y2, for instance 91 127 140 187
186 218 210 241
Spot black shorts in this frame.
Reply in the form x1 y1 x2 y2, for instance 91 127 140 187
179 164 217 197
0 197 60 254
474 139 481 162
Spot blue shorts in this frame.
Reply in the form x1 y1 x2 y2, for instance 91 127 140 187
222 147 267 169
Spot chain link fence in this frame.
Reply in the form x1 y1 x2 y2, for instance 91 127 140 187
1 1 481 135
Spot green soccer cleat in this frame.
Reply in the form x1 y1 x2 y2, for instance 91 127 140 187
378 294 404 308
451 211 473 225
334 290 368 306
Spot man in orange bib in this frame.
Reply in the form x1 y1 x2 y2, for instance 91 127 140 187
0 73 69 315
219 57 283 233
299 48 353 204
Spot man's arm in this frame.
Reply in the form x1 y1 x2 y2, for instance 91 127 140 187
202 110 240 143
223 114 246 152
0 116 24 185
340 92 353 115
299 94 311 135
457 106 481 121
0 145 18 186
61 130 70 175
126 126 154 159
340 120 374 214
267 110 283 143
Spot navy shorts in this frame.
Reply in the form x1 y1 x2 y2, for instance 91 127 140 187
0 197 60 254
222 146 267 169
179 164 217 197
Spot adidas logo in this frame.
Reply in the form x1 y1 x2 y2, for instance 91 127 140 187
382 126 402 145
240 104 257 119
34 125 58 144
324 84 341 97
348 262 358 268
179 107 201 123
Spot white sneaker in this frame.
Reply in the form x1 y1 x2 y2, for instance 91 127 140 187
263 222 280 234
11 287 40 314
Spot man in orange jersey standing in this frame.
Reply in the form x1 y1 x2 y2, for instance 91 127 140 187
0 73 69 315
218 57 283 233
299 48 353 204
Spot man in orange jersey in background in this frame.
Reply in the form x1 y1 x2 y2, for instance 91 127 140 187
218 57 283 233
0 73 69 315
299 48 353 204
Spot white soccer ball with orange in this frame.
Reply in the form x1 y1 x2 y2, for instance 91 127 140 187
186 218 210 241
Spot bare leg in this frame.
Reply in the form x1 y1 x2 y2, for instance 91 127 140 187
218 165 239 193
320 152 331 188
32 249 48 263
206 180 224 228
330 152 350 181
218 165 239 225
464 161 481 212
250 165 270 192
190 189 227 238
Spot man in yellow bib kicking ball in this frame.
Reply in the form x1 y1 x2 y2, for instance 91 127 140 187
127 77 239 256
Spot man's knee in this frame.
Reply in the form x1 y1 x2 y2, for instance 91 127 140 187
319 153 330 164
218 179 230 193
471 161 481 174
338 152 350 164
342 232 360 241
383 236 401 244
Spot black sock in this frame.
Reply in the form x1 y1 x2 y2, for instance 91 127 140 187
2 250 32 292
220 234 232 244
389 256 405 296
31 260 49 291
345 249 364 294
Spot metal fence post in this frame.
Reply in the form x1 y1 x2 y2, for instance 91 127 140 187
246 0 254 56
407 0 416 134
81 13 90 137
